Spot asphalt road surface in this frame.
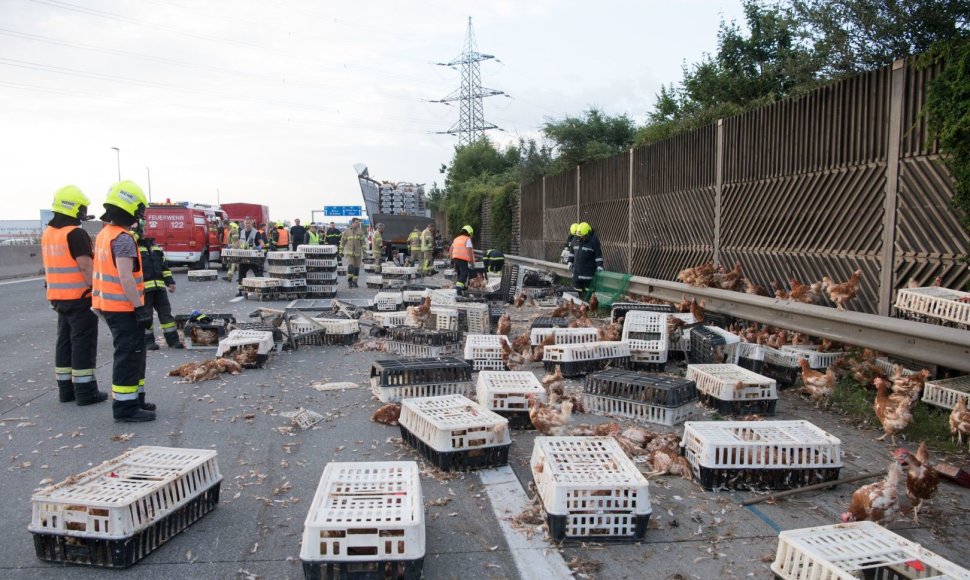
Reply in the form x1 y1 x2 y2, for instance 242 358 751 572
1 270 968 580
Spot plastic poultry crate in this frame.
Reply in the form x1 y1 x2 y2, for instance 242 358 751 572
893 286 970 326
463 334 510 362
385 342 461 358
228 321 283 344
306 271 338 282
382 266 417 278
922 375 970 410
366 276 384 289
265 264 307 275
688 326 740 365
582 395 695 426
370 357 473 404
476 371 547 428
265 251 304 264
530 437 651 541
430 307 460 331
530 327 600 346
220 248 264 264
542 341 632 378
215 330 275 368
781 345 845 370
304 258 338 270
584 369 697 407
736 342 765 374
301 461 424 580
621 310 669 342
186 269 218 281
402 290 428 305
398 395 510 472
297 244 338 255
183 322 228 350
373 311 409 328
305 284 337 298
240 277 282 289
374 292 403 312
454 302 489 334
610 302 675 322
30 446 221 568
363 263 377 273
686 364 778 416
771 521 970 580
382 278 407 290
387 327 462 346
428 289 458 305
681 420 841 490
874 357 922 378
762 347 801 386
287 318 360 347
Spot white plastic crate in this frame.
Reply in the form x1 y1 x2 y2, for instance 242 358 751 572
265 264 307 275
772 521 970 580
374 292 403 312
402 289 428 304
922 375 970 410
894 286 970 326
265 251 303 261
306 284 337 295
428 289 458 305
385 341 461 358
621 310 669 342
382 266 417 277
373 311 409 328
305 258 338 268
363 263 377 273
289 318 360 336
685 364 777 401
781 345 845 370
736 342 765 363
30 446 221 540
370 379 473 404
529 327 600 346
300 462 424 565
463 334 510 362
222 248 263 259
187 269 218 281
690 325 740 364
215 329 275 358
455 302 489 334
681 420 841 471
625 339 669 365
875 357 921 377
306 271 338 281
241 277 281 289
530 437 651 539
583 394 695 426
543 341 632 363
276 277 307 288
297 244 338 255
667 313 696 352
476 371 546 412
430 307 459 331
399 395 510 453
366 275 384 288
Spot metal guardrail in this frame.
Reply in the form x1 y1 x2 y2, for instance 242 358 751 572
505 255 970 372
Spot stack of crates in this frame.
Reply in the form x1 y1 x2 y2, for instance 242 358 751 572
583 369 697 426
240 276 283 300
381 265 417 289
370 357 473 403
366 275 384 289
463 334 511 371
610 302 675 322
385 327 462 357
688 326 740 365
264 251 307 296
529 327 599 346
682 420 841 490
621 311 670 371
29 446 222 568
543 342 632 378
288 316 360 346
686 364 778 415
399 395 511 471
298 244 338 298
530 437 651 541
476 371 547 429
429 307 459 331
374 291 404 312
215 329 275 368
922 375 970 410
301 461 424 580
736 342 765 373
771 522 970 580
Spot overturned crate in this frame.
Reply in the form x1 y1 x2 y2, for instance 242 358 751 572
543 341 632 378
399 394 510 472
30 446 222 568
922 375 970 410
622 310 670 371
373 291 404 312
894 286 970 328
386 328 463 358
301 461 424 580
287 316 360 347
771 521 970 580
463 334 511 371
531 437 651 542
476 371 547 429
370 357 473 403
681 420 841 490
583 369 697 426
183 318 232 350
686 364 778 416
215 330 275 368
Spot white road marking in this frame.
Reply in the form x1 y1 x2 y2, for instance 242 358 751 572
0 276 44 286
478 465 572 580
230 296 244 303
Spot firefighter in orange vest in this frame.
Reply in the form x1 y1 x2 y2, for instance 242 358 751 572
41 186 108 406
92 180 155 422
450 225 475 294
270 221 289 250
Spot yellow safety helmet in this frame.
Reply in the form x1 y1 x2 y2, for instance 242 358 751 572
569 223 579 236
577 222 592 237
104 180 148 218
461 225 473 236
230 221 239 231
51 185 91 219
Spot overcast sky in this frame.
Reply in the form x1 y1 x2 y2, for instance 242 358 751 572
1 0 745 221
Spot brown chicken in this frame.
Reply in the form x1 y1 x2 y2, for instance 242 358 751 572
689 298 705 324
715 263 743 291
875 378 912 445
169 358 242 383
743 277 771 297
588 293 599 313
841 461 900 524
645 447 693 481
678 262 715 287
892 442 939 524
890 367 931 409
823 270 862 311
510 331 531 356
541 365 566 401
370 403 402 426
771 280 790 300
467 274 487 290
514 291 527 308
597 321 623 342
528 395 573 435
950 397 970 450
531 333 557 362
674 295 692 313
407 297 432 327
500 339 527 370
803 282 825 305
788 278 810 303
496 314 511 336
189 326 219 346
799 358 837 406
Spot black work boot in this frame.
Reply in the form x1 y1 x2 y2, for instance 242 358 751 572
113 400 156 422
138 392 157 411
75 382 109 406
57 380 76 403
165 334 185 349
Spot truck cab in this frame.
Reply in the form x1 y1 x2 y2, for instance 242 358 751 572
143 202 227 269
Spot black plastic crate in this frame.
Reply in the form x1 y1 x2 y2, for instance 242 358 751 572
546 512 650 543
494 410 533 430
763 361 800 387
530 316 569 330
371 357 472 388
584 369 697 407
297 332 360 347
502 264 519 303
386 327 462 346
399 424 509 472
703 311 732 329
698 392 777 416
544 357 632 378
610 302 675 322
305 291 337 299
32 482 221 568
402 283 441 291
696 465 840 491
488 306 504 324
688 326 733 364
737 356 764 374
183 322 229 349
174 312 235 331
229 321 284 343
303 558 424 580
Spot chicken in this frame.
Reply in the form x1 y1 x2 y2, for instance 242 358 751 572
528 395 573 435
674 295 692 313
231 344 260 367
788 277 815 303
818 338 840 353
499 338 527 370
496 313 511 336
765 329 788 349
568 306 593 328
588 293 599 313
514 291 527 308
714 262 744 291
189 326 219 346
677 262 715 288
950 397 970 450
667 316 687 345
799 358 836 406
406 297 432 327
644 447 693 481
597 321 623 342
743 277 771 297
771 280 790 300
874 378 912 445
892 442 939 524
790 332 812 346
689 298 705 324
467 274 487 290
841 461 901 524
169 358 242 383
371 403 402 426
823 270 862 311
541 365 566 400
531 333 557 362
510 331 531 356
593 422 621 437
803 282 824 305
890 367 931 409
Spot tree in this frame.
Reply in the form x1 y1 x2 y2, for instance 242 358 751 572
542 108 637 171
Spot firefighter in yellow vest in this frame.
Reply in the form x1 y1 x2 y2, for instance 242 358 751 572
41 186 108 406
372 223 384 274
451 225 475 294
92 180 155 422
420 224 434 275
339 217 365 288
406 226 421 267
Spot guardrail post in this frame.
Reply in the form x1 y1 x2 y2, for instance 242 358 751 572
879 59 906 316
714 118 724 266
628 148 634 273
575 165 581 222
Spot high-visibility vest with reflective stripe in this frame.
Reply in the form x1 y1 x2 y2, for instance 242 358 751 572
92 224 144 312
407 231 420 251
223 228 231 245
451 234 473 262
372 231 382 252
307 231 319 244
421 229 433 251
41 225 89 300
276 228 289 246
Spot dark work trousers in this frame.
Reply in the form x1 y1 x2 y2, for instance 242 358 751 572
53 298 98 387
103 311 147 401
573 274 593 297
143 290 178 345
453 259 471 289
237 262 264 289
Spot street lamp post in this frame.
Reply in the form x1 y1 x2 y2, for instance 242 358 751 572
146 166 152 202
111 147 121 181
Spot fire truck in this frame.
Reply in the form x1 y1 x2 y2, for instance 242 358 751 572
143 201 228 269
